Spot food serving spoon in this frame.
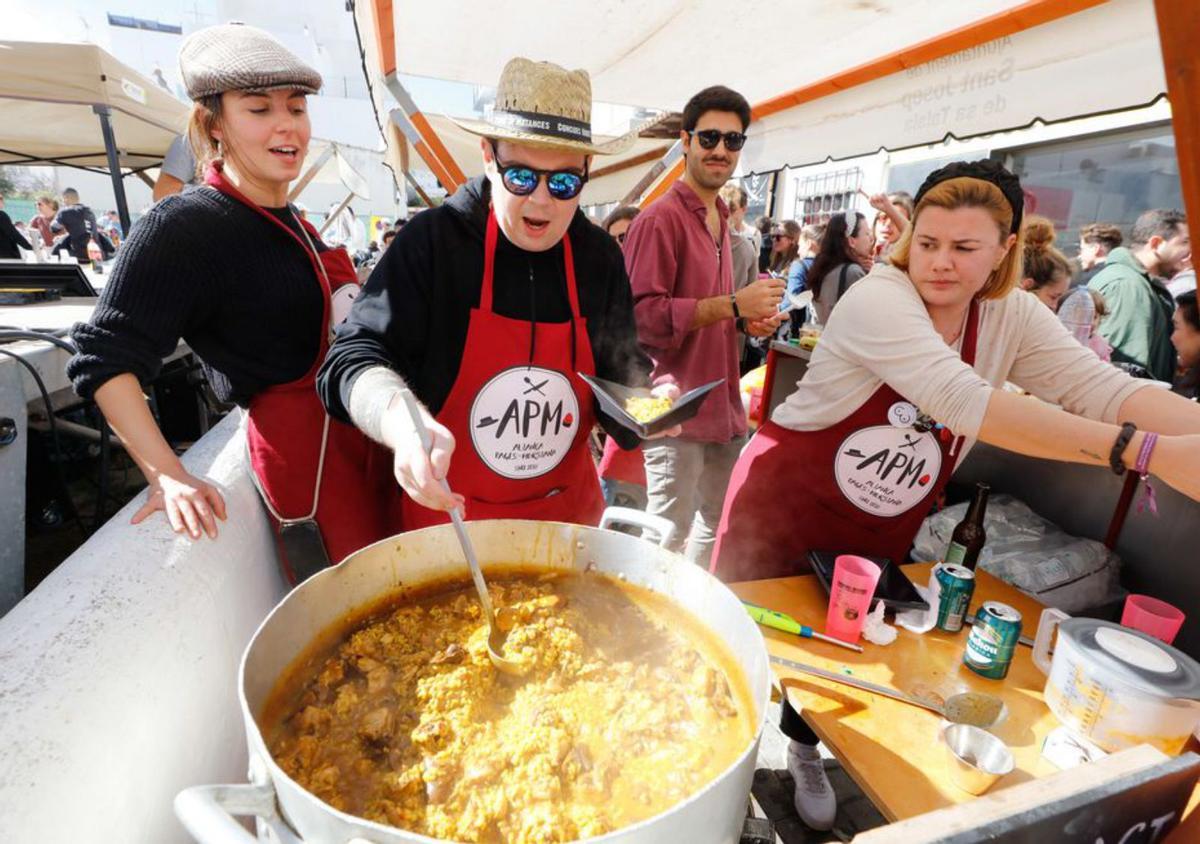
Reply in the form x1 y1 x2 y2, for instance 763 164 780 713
399 390 526 676
770 655 1006 729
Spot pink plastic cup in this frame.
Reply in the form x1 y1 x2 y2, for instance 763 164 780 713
1121 594 1185 644
825 555 883 643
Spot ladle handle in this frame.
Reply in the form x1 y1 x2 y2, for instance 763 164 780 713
397 390 498 626
769 656 945 718
396 389 461 506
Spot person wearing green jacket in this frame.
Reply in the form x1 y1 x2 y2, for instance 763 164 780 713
1090 209 1190 381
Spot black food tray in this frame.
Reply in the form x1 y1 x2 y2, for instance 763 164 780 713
579 374 725 438
808 551 930 612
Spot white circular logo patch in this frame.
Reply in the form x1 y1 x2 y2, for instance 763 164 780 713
470 366 579 480
834 425 942 517
887 401 918 428
330 283 360 325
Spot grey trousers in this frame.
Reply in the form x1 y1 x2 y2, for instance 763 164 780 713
643 434 747 567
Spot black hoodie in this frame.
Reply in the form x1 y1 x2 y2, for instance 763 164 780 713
317 177 651 448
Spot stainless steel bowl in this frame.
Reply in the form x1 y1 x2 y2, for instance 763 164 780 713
942 723 1014 795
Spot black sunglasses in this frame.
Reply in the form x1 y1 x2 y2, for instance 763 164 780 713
688 129 747 152
771 233 789 240
490 141 589 200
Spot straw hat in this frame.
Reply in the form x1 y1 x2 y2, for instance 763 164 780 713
451 58 636 156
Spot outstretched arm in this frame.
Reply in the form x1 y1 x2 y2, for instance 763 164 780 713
977 388 1200 501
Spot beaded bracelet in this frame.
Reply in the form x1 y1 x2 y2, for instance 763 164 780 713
1109 422 1137 475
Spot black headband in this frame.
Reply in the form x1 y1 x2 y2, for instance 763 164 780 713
913 159 1024 234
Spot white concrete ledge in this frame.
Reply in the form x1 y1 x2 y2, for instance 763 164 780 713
0 412 288 842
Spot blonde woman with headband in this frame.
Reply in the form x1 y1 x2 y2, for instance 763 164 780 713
709 159 1200 833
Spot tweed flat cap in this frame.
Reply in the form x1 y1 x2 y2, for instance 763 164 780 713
179 22 322 100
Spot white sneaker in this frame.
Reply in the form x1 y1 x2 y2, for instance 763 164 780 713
785 740 837 831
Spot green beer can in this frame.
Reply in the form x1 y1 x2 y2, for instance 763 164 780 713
934 563 975 633
964 601 1022 679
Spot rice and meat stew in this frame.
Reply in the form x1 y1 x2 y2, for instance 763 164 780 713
263 568 754 843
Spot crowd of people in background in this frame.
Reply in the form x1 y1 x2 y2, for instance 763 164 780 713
5 142 1192 403
0 187 122 263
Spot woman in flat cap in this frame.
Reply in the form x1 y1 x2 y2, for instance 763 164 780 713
69 23 397 583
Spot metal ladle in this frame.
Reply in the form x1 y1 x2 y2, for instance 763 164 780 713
770 655 1007 729
399 391 525 676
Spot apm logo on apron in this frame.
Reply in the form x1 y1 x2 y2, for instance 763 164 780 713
834 401 942 517
469 365 579 479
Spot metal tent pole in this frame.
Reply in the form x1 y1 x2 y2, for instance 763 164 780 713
92 104 131 235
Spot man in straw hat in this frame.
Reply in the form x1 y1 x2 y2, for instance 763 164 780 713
319 58 673 529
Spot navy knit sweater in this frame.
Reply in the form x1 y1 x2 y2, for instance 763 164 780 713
68 187 328 407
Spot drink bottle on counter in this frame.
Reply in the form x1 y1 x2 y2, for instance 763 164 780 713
945 482 989 571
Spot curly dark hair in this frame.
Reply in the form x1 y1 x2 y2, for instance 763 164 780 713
1179 289 1199 332
682 86 751 132
1130 209 1186 247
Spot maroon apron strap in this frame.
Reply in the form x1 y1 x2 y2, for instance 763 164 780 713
962 298 981 367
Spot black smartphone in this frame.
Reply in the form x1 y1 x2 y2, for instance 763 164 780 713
807 551 929 612
278 519 332 586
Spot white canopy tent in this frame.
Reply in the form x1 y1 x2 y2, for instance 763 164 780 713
291 138 372 201
0 40 189 232
371 0 1168 197
743 0 1165 173
391 0 1039 111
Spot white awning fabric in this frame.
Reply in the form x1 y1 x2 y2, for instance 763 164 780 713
0 40 188 171
387 0 1166 177
301 139 372 200
391 0 1024 111
743 0 1165 173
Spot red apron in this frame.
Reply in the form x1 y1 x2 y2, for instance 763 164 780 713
711 299 980 582
204 165 399 577
597 436 646 486
402 211 605 529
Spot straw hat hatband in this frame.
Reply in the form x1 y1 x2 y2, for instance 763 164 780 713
452 57 636 156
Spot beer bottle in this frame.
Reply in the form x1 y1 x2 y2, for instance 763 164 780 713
944 482 989 571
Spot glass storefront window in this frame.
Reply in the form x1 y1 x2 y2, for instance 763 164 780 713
887 153 976 197
1005 123 1183 255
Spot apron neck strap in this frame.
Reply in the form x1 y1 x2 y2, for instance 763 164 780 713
961 297 981 367
482 210 499 312
481 209 580 319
